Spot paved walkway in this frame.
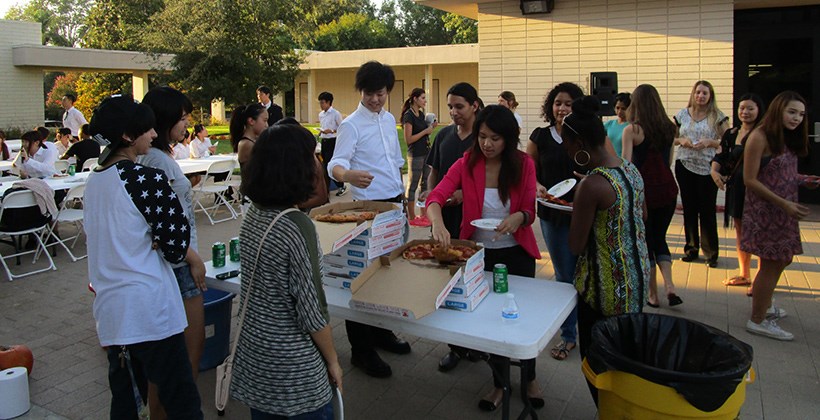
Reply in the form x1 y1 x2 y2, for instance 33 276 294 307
2 198 820 419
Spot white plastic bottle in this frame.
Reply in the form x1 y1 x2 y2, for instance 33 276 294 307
501 293 519 321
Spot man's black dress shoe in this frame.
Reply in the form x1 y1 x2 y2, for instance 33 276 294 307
680 254 698 262
438 351 461 372
375 332 411 354
706 258 718 268
351 351 392 378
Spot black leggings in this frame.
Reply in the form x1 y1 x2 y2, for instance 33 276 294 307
645 203 676 263
484 245 536 388
675 161 718 261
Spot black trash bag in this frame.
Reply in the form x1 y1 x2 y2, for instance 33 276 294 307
587 313 753 412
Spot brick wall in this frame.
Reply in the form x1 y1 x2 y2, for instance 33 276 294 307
478 0 735 134
0 20 45 132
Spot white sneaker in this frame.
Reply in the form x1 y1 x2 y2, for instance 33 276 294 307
766 305 787 319
746 319 794 341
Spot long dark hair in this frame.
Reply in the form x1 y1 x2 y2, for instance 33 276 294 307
468 105 522 204
142 86 193 154
628 84 676 151
760 91 809 157
229 103 265 153
401 88 425 119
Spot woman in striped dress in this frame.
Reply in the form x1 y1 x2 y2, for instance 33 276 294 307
232 123 342 419
562 96 650 405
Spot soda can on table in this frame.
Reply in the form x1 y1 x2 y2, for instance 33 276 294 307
212 242 226 268
493 263 508 293
67 164 76 176
229 237 240 262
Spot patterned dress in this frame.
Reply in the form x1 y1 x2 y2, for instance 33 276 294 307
741 150 803 261
575 161 651 317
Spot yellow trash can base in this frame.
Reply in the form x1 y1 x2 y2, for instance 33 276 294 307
582 359 753 420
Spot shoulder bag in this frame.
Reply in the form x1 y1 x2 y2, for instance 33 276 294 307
215 207 298 416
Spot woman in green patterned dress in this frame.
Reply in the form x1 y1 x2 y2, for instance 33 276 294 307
562 96 651 404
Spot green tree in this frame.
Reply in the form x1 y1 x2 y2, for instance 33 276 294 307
290 0 375 47
140 0 303 107
312 12 401 51
4 0 93 47
443 12 478 44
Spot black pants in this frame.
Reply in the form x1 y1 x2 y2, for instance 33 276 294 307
645 203 676 262
484 245 536 388
675 161 718 261
320 137 342 190
106 333 202 420
346 194 403 356
577 300 608 406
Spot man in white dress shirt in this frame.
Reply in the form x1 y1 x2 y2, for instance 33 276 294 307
318 91 346 197
61 94 87 139
326 61 411 378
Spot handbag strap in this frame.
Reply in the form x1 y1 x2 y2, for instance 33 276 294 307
226 207 298 359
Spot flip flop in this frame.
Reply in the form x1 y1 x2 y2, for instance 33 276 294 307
550 341 576 361
723 276 751 286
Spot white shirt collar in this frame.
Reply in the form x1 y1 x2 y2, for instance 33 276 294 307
358 102 384 117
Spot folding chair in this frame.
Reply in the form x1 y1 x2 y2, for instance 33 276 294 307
54 160 70 174
223 167 244 217
0 190 57 280
40 184 86 262
82 158 98 172
193 160 237 225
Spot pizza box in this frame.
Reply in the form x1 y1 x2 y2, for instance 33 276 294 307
322 261 366 280
441 278 490 312
323 253 375 269
322 273 354 290
309 201 403 255
349 240 465 320
348 225 406 248
449 271 485 296
340 237 404 260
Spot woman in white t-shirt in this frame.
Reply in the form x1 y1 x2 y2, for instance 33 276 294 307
85 95 203 418
13 130 59 178
190 124 216 158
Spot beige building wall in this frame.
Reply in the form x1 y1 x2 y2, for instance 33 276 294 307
477 0 735 134
0 20 45 131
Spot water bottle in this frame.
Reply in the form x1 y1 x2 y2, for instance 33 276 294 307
501 293 519 321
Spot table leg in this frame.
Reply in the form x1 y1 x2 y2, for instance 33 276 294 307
499 357 511 420
517 359 537 420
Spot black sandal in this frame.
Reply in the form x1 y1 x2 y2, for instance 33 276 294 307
668 293 683 306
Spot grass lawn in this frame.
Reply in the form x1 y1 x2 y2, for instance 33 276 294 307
206 123 445 173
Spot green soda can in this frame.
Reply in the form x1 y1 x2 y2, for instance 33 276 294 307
493 263 508 293
67 164 76 176
212 242 226 268
229 237 240 262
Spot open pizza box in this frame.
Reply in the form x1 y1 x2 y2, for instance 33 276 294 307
348 239 482 320
309 201 403 255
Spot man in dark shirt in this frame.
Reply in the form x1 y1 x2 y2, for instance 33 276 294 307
62 123 101 170
257 85 284 126
421 82 482 372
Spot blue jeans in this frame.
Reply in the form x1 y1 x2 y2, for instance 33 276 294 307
250 401 333 420
540 218 578 343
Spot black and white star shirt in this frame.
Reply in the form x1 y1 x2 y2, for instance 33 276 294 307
115 160 190 264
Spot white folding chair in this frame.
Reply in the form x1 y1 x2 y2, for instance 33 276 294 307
40 184 86 262
82 158 98 172
54 160 70 174
193 160 237 225
0 190 57 280
223 167 244 217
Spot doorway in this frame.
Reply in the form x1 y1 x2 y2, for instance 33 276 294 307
734 5 820 201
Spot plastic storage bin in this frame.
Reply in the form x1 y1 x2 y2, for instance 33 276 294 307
583 313 754 419
199 289 235 371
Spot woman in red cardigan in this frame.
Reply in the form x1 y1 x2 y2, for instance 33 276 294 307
427 105 541 412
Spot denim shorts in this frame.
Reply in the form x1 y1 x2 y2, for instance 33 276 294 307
173 265 202 299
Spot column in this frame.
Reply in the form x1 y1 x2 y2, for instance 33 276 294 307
131 71 149 101
211 99 226 125
424 65 435 120
307 70 317 123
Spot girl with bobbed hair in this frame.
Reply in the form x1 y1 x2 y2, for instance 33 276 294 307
742 91 813 341
233 123 343 418
562 95 649 404
427 105 541 412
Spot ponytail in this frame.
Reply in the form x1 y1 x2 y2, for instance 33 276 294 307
400 88 426 120
229 103 265 153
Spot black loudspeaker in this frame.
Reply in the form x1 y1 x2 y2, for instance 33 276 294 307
591 72 618 117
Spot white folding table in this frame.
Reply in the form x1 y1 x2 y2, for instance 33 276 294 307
176 154 238 175
206 260 577 420
0 172 89 196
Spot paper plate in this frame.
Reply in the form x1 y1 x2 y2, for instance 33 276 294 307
537 198 573 212
548 178 576 198
470 218 503 231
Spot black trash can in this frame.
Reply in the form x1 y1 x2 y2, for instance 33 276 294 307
582 313 754 419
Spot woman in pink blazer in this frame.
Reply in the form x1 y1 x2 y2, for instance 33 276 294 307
427 105 542 411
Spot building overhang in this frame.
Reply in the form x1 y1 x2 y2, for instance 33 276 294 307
298 43 479 71
12 44 174 73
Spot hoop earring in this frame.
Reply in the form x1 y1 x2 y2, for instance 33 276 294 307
574 150 591 167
